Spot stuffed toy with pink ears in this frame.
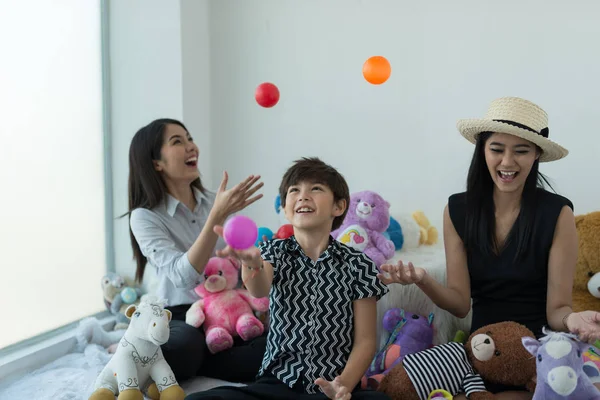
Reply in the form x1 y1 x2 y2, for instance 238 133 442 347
185 257 269 354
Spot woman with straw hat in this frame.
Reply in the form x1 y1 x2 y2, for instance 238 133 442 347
378 97 600 398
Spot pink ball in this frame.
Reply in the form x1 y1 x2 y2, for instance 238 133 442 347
223 215 258 250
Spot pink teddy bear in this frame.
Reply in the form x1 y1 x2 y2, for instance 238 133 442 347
185 257 269 354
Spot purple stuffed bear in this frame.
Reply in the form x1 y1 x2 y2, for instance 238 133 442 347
332 190 395 267
361 308 434 389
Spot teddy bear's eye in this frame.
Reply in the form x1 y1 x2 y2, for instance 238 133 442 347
134 311 140 317
204 274 208 279
218 271 223 276
494 350 501 356
538 354 543 362
577 349 582 357
371 204 376 207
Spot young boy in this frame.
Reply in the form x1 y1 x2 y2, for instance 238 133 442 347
186 157 390 400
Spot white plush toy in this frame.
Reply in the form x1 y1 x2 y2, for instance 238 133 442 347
89 295 185 400
389 211 438 251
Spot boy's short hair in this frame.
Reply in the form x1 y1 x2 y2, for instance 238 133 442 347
279 157 350 231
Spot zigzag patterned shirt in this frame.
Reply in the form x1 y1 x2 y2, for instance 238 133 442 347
258 235 389 394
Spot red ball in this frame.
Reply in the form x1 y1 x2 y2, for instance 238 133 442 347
255 82 280 108
275 224 294 239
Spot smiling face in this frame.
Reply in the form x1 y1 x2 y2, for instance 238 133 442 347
283 180 346 233
153 123 200 186
484 132 539 193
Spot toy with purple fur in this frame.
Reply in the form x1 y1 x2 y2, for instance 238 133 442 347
361 308 434 389
522 328 600 400
332 190 395 267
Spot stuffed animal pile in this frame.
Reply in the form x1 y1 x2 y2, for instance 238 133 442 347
331 190 439 267
185 257 269 354
377 321 537 400
101 272 143 330
572 211 600 312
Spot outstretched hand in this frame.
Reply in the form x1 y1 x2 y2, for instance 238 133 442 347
212 172 264 221
567 310 600 342
314 377 351 400
213 225 262 268
377 260 425 286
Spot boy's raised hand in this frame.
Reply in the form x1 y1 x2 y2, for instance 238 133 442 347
314 377 351 400
213 225 263 269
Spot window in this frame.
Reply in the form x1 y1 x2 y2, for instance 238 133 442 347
0 1 107 349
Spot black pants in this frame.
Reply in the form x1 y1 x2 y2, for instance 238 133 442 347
184 374 391 400
484 381 529 393
163 304 267 382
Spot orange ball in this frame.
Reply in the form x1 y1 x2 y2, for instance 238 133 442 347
362 56 391 85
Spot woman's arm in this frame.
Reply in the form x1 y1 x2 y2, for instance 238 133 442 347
415 204 472 318
130 209 207 290
338 296 378 390
186 173 263 275
185 209 226 273
130 173 263 289
129 202 232 289
546 205 578 332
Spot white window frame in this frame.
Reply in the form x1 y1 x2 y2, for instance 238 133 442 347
0 0 116 384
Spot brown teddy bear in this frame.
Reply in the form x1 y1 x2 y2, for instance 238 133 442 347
573 211 600 313
377 321 536 400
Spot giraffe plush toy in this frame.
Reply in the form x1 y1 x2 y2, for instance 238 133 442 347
89 295 185 400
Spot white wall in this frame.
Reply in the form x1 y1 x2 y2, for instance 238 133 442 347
207 0 600 234
108 0 185 282
181 0 212 189
109 0 600 281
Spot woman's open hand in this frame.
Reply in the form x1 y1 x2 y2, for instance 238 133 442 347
212 172 263 221
567 310 600 342
377 260 425 285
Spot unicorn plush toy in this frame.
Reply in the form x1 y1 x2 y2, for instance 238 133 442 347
522 328 600 400
89 295 185 400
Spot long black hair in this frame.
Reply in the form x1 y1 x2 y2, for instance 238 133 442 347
463 131 553 261
123 118 204 282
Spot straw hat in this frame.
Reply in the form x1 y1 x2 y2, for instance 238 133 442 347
456 97 568 162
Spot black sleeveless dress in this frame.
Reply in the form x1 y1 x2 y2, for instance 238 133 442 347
448 188 574 339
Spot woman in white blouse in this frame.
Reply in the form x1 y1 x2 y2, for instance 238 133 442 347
126 118 265 383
